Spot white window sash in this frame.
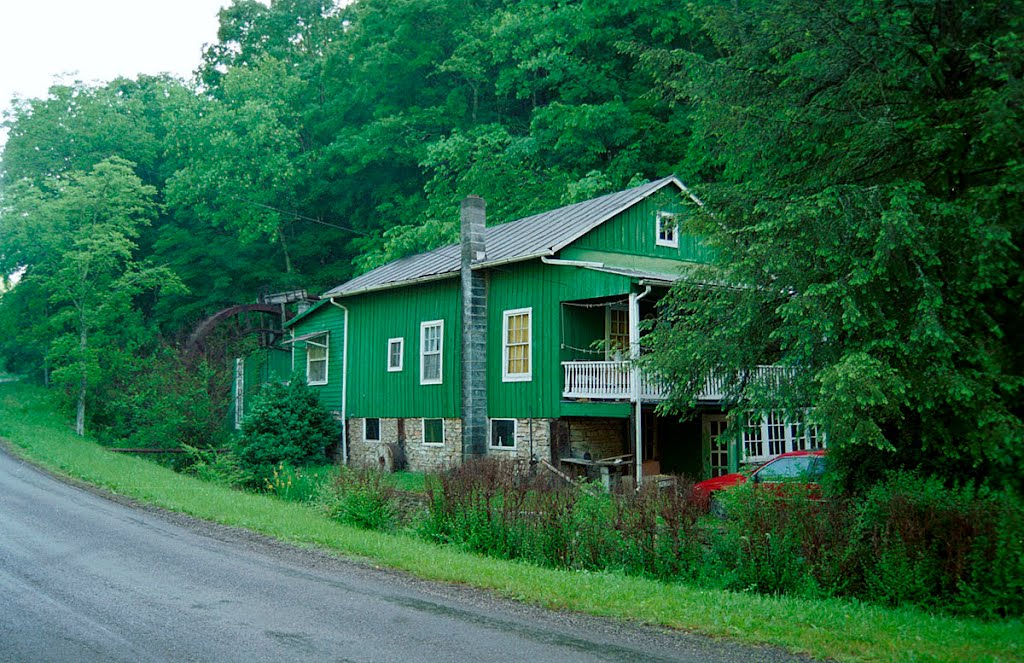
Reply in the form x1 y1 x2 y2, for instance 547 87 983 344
742 410 827 462
422 418 445 446
387 337 404 372
656 210 679 248
502 307 532 382
306 334 329 385
420 320 443 385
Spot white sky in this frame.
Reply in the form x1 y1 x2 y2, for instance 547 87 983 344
0 0 234 147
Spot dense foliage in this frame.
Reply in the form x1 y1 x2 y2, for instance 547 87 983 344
643 0 1023 491
0 0 1020 492
322 458 1022 618
234 378 338 483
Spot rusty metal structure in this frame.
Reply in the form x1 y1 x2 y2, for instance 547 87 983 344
185 289 317 356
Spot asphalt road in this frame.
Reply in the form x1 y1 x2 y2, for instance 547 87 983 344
0 449 814 662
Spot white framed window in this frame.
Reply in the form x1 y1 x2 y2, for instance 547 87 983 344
742 410 826 463
387 337 404 372
502 307 532 382
364 418 381 443
422 418 444 446
305 333 329 385
742 415 763 460
489 419 516 450
656 211 678 248
420 320 443 385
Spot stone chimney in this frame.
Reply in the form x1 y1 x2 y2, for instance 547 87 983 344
461 196 488 458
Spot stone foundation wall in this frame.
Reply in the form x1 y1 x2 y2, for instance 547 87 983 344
346 417 462 473
565 417 629 460
484 418 553 464
346 415 625 472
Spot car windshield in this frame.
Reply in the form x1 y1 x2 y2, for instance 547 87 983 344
754 456 824 482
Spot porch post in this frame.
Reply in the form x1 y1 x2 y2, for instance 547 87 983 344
629 291 642 487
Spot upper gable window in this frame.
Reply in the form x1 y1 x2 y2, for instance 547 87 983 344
656 211 679 248
306 333 329 385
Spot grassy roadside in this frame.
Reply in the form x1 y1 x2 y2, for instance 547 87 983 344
1 382 1020 662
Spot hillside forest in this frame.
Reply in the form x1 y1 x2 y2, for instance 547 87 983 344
0 0 1020 491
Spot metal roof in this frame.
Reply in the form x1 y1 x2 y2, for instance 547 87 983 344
324 175 690 297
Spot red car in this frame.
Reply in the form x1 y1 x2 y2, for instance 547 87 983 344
693 449 827 507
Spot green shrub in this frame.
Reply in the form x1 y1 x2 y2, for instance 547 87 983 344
233 378 338 484
321 466 398 531
421 459 708 580
182 444 247 488
92 348 232 459
854 472 1024 617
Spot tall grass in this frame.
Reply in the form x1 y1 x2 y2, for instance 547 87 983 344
1 382 1021 662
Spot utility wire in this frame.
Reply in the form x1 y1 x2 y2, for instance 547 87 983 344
235 197 371 236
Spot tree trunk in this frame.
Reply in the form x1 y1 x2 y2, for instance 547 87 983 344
278 227 293 274
76 320 86 437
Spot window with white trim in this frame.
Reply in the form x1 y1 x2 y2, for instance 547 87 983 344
364 418 381 443
502 308 532 381
742 415 763 459
305 333 329 385
742 410 826 463
489 419 516 449
656 211 678 248
423 418 444 446
387 337 404 372
420 320 443 385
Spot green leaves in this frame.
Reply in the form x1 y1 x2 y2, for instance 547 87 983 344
646 0 1024 490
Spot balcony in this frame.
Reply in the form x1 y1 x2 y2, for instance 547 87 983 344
561 361 795 402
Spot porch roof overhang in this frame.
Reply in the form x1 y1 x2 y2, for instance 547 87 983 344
578 264 680 288
281 331 327 345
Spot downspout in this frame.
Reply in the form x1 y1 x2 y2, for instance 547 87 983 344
329 298 349 466
631 286 652 488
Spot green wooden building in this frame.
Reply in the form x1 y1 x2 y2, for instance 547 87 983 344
279 176 823 480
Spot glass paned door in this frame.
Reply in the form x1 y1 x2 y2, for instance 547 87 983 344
704 414 730 478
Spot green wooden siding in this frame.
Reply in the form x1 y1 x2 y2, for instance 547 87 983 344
565 194 714 266
344 278 462 418
290 303 346 412
231 346 292 426
486 261 635 419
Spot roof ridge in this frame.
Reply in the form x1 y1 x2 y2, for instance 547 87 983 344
323 175 685 298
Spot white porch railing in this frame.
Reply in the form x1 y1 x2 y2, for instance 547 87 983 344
562 361 796 402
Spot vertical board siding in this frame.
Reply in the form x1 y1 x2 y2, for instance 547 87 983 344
568 195 714 264
290 305 346 411
487 261 633 419
345 279 461 418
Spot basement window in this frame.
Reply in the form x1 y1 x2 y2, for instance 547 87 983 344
364 418 381 443
489 419 516 450
423 418 444 446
